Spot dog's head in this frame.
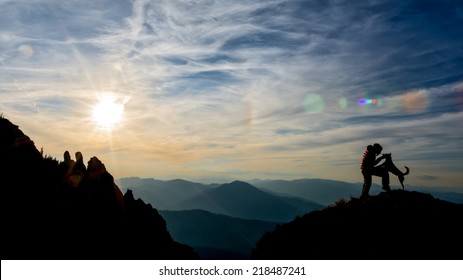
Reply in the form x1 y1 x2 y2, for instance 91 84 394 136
382 153 391 159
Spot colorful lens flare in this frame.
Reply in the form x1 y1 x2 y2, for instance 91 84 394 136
402 90 428 113
358 98 378 105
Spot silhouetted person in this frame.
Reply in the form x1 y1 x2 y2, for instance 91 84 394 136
360 143 390 198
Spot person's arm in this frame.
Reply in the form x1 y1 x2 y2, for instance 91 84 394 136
374 154 385 165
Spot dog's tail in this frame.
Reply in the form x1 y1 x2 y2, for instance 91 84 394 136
403 166 409 175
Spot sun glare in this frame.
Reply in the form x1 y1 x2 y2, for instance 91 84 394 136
92 95 124 129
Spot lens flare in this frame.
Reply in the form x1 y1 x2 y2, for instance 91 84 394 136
338 97 348 109
402 90 429 113
304 94 324 114
18 44 34 57
358 98 377 105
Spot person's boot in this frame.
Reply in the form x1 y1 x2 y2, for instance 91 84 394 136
362 184 370 198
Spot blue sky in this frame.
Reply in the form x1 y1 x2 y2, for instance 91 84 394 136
1 0 462 188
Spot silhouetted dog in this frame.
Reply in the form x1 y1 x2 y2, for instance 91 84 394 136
381 153 410 190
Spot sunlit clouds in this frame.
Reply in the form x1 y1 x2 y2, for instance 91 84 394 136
1 0 462 187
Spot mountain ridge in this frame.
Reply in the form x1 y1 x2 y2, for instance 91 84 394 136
118 176 463 206
179 180 324 222
252 190 463 259
0 116 197 259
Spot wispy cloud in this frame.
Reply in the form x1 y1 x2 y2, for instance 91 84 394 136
1 0 462 187
417 175 439 181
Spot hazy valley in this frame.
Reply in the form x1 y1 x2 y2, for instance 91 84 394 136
116 176 463 259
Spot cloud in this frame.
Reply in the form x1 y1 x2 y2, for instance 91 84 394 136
417 175 439 181
1 0 462 187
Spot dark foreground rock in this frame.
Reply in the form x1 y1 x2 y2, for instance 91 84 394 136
252 190 463 259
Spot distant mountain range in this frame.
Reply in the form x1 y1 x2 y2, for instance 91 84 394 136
117 177 462 259
116 178 326 258
116 177 216 209
117 178 325 222
250 178 463 205
159 209 278 259
250 178 362 205
117 177 463 209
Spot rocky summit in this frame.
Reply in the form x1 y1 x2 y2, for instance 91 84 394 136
0 117 197 260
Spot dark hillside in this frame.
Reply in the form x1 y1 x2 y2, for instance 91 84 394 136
252 190 463 259
0 117 197 259
160 209 278 259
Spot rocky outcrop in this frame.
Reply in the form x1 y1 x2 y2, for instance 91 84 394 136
0 117 197 259
123 190 197 259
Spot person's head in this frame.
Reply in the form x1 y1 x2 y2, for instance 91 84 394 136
373 143 383 155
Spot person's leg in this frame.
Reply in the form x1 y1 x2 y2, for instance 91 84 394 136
372 166 390 192
361 170 372 197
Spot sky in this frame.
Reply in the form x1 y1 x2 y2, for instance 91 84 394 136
1 0 462 188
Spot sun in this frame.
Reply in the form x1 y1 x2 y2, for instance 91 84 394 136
92 95 124 129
